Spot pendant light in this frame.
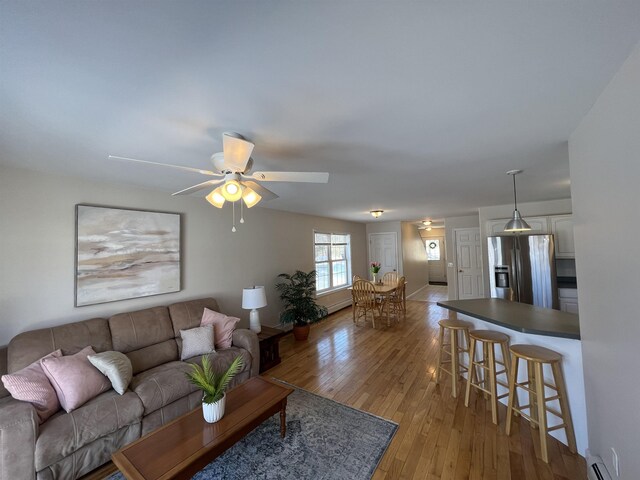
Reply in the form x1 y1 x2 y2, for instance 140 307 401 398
504 169 531 232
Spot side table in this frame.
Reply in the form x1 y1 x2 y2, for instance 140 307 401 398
258 326 287 373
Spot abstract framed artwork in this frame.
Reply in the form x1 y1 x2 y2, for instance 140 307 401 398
75 205 181 306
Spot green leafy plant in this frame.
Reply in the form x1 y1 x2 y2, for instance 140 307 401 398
186 355 244 404
276 270 329 327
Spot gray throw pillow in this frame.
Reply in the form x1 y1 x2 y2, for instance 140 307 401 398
180 324 215 360
87 351 133 395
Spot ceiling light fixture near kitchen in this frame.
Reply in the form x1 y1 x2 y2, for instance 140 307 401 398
422 220 432 226
504 169 531 232
370 210 384 218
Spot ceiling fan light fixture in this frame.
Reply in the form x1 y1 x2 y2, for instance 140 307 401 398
222 179 243 202
370 210 384 218
504 169 531 232
242 187 262 208
205 187 226 208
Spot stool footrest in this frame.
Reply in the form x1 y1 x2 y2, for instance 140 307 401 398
547 423 567 432
545 406 563 419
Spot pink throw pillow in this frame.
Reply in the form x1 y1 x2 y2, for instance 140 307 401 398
41 346 111 413
2 350 62 423
200 308 240 349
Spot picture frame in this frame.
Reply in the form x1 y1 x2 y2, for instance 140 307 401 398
75 204 181 306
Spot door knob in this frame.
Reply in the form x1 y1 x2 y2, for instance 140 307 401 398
458 269 463 272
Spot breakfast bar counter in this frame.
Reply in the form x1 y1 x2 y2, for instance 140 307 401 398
436 298 580 339
436 297 587 455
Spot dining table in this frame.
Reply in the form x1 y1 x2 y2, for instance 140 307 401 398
350 280 407 327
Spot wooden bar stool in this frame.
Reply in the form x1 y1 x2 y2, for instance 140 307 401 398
435 319 472 398
505 344 577 463
464 330 514 425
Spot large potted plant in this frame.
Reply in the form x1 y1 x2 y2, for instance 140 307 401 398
276 270 328 341
186 355 244 423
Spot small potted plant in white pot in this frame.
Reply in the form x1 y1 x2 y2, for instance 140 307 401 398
276 270 328 341
186 355 244 423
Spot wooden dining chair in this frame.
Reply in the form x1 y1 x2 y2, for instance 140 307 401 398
388 276 406 321
352 279 381 328
382 271 398 285
352 274 362 282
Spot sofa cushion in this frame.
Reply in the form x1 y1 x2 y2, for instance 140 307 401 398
41 346 112 413
185 347 252 378
35 389 143 471
200 309 240 349
130 361 199 415
2 350 62 423
180 325 215 360
109 306 179 374
88 351 133 395
7 318 111 373
168 298 221 336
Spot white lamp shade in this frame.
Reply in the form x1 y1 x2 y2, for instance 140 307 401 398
242 286 267 309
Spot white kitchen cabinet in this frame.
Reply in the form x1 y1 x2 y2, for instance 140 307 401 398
486 216 549 236
558 288 579 315
550 215 575 258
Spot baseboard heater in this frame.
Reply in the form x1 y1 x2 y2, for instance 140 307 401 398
588 456 612 480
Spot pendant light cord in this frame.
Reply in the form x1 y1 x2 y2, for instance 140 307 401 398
512 174 518 210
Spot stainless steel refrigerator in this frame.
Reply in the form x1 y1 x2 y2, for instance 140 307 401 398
488 234 558 309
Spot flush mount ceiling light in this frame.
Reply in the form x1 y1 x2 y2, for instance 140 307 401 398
422 220 432 226
109 132 329 232
504 169 532 232
370 210 384 218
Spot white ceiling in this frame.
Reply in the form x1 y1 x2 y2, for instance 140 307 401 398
1 1 639 222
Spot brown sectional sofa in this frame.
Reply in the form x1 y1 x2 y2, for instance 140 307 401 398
0 297 259 480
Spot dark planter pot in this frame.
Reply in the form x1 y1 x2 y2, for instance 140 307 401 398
293 324 311 341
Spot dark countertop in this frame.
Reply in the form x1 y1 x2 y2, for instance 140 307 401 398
437 298 581 340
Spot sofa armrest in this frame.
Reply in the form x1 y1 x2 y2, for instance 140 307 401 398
232 329 260 377
0 397 38 480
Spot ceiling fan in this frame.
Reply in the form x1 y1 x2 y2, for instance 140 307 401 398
109 132 329 231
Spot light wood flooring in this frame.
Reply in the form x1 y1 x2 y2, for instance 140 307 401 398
268 286 586 480
84 285 585 480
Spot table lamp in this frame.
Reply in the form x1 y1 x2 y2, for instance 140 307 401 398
242 286 267 334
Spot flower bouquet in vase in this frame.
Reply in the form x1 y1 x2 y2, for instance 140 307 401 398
370 262 381 283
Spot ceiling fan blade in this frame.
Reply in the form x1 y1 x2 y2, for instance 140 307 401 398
250 171 329 183
242 180 279 201
171 179 224 196
222 133 254 172
109 155 222 177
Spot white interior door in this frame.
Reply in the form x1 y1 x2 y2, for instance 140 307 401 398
425 236 447 283
455 228 484 299
368 232 398 281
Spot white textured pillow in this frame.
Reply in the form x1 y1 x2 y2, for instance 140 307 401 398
88 351 133 395
180 325 215 360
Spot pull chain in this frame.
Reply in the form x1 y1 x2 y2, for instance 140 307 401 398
240 198 245 224
232 202 236 232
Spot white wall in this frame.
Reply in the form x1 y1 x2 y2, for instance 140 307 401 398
569 43 640 478
400 222 429 297
478 199 573 297
0 165 367 345
443 215 479 300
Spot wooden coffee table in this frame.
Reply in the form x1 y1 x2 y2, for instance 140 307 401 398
112 376 294 480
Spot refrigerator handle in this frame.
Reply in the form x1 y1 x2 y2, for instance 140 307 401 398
514 236 522 302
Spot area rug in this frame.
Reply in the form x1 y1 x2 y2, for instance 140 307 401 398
108 382 397 480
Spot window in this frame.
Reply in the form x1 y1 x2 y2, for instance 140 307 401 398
314 232 352 292
426 239 441 261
